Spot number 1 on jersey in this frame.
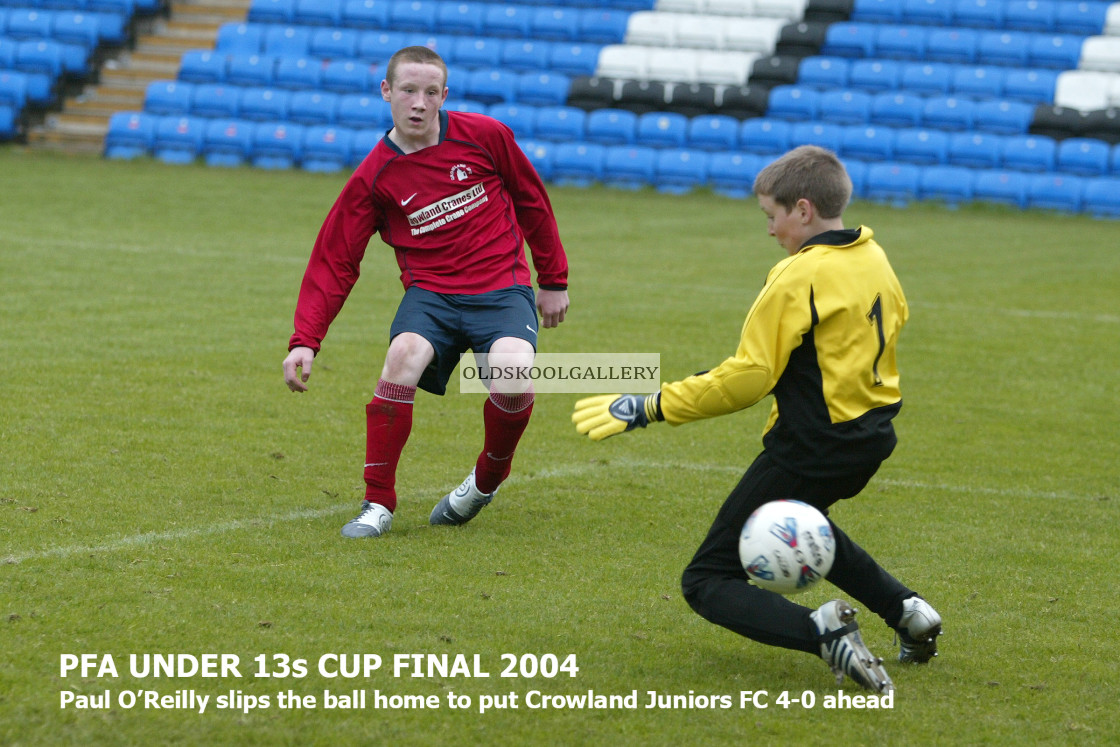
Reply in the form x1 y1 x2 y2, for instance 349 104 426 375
867 295 885 387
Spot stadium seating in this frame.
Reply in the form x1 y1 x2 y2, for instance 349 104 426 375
602 144 657 189
654 147 708 193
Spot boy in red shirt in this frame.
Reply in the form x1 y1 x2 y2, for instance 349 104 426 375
284 46 569 537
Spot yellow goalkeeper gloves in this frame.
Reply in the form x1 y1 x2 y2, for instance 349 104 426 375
572 393 663 441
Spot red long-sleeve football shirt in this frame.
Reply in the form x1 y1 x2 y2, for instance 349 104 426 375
289 110 568 353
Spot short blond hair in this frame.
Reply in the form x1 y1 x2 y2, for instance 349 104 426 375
385 46 448 88
753 146 852 219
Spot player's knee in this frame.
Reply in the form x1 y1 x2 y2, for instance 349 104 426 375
485 337 534 396
382 333 434 383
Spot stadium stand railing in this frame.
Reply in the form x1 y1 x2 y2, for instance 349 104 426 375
85 0 1120 217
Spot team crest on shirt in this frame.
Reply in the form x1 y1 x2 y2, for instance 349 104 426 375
450 164 473 181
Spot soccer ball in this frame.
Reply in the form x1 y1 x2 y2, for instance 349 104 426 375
738 500 835 595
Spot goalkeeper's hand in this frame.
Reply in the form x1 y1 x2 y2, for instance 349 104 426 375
572 393 662 442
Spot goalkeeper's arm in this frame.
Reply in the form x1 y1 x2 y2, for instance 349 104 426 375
572 393 664 442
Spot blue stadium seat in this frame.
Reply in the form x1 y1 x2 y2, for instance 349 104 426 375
1056 138 1110 176
0 70 28 110
925 28 978 64
321 59 374 93
225 53 277 87
798 56 850 89
844 158 869 198
201 118 253 167
636 111 688 148
104 111 157 159
465 68 517 104
358 31 407 62
947 131 1003 168
86 11 127 46
15 39 65 80
532 105 586 141
238 87 291 121
1054 2 1109 36
1028 173 1083 212
263 25 312 57
516 72 569 106
444 98 488 115
840 124 895 161
848 59 902 92
249 0 296 24
901 62 952 96
216 23 263 55
452 36 502 68
578 8 629 44
740 117 791 154
487 102 536 138
7 9 54 40
145 80 192 116
686 114 739 151
1002 68 1057 104
3 64 50 108
343 0 390 28
501 40 551 72
972 99 1033 134
821 23 877 59
350 128 382 164
153 115 205 164
52 13 101 51
819 89 871 124
1082 177 1120 218
876 25 929 60
484 4 533 38
865 162 921 204
178 50 227 84
1028 33 1084 70
919 164 975 204
1112 144 1120 175
548 43 601 76
0 39 18 73
893 127 949 164
296 0 344 26
531 6 580 41
311 28 360 59
251 121 304 169
952 0 1003 29
951 65 1005 99
789 122 842 154
602 145 657 189
586 107 637 144
288 90 340 124
519 138 555 181
870 92 923 128
336 93 388 129
977 31 1032 67
301 125 354 172
436 2 485 34
766 85 821 121
922 96 975 131
654 148 709 194
708 151 763 198
851 0 899 25
389 0 438 31
1000 133 1056 172
901 0 953 26
274 57 322 90
1004 0 1056 32
973 170 1029 208
551 142 605 186
190 83 240 119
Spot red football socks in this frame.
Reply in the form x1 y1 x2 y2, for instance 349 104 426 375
363 379 416 513
474 388 535 495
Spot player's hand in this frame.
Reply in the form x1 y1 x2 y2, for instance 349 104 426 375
572 394 659 441
537 289 569 328
284 346 315 392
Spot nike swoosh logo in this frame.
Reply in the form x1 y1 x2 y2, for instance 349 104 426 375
525 325 537 336
400 193 417 206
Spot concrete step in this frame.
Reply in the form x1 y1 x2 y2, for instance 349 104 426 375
25 0 251 154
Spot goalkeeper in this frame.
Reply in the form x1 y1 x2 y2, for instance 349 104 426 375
573 146 941 693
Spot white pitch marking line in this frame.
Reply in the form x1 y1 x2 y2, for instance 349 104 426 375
3 460 1100 564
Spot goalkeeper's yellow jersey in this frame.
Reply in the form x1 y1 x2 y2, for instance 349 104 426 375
659 226 907 478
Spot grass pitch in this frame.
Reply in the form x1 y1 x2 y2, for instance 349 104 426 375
1 148 1118 746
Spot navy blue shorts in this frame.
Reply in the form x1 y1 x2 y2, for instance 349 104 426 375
389 284 538 395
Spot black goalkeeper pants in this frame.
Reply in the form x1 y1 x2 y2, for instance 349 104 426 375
681 451 915 656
